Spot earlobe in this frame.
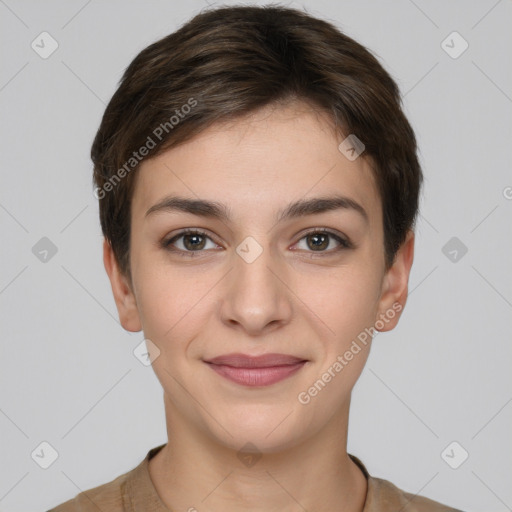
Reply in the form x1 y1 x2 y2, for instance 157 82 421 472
375 230 415 332
102 238 142 332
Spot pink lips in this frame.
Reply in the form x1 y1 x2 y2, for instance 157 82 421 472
204 353 307 387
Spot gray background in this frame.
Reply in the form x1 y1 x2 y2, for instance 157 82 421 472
1 0 511 510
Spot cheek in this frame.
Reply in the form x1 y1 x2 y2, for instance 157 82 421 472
296 264 381 344
294 270 378 413
133 257 212 345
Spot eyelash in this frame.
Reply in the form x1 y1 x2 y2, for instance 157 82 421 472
161 228 352 257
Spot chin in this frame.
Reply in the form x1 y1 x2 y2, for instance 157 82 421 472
203 408 310 455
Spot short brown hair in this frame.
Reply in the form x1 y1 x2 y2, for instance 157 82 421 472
91 4 422 280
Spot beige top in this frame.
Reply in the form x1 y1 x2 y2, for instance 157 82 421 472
48 444 463 511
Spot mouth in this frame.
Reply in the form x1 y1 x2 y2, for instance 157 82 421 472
203 353 308 387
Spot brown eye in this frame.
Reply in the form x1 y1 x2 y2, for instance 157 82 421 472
295 229 351 253
163 229 217 254
306 232 330 251
182 233 207 251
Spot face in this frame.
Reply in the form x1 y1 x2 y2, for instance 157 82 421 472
104 101 414 454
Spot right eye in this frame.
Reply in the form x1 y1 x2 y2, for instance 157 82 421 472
162 229 221 256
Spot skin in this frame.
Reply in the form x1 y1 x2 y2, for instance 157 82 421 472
103 100 415 512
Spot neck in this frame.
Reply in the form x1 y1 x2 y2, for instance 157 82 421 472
148 395 368 512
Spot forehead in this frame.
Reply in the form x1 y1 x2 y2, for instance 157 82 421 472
131 102 381 229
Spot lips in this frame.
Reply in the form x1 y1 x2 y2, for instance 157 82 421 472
204 353 308 387
204 353 307 368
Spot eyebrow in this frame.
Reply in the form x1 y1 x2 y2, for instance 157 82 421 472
145 194 368 224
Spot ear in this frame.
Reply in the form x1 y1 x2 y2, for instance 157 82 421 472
103 238 142 332
375 230 415 332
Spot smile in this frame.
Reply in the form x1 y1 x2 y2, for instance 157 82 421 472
203 353 308 387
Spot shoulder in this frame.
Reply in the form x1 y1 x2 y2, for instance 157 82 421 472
47 444 165 512
47 470 130 512
348 454 464 512
368 475 465 512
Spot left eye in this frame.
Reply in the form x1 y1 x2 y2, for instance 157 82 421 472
294 230 350 253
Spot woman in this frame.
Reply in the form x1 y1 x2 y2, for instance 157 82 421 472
49 5 463 511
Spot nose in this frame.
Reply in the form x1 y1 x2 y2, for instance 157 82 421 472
219 241 293 336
